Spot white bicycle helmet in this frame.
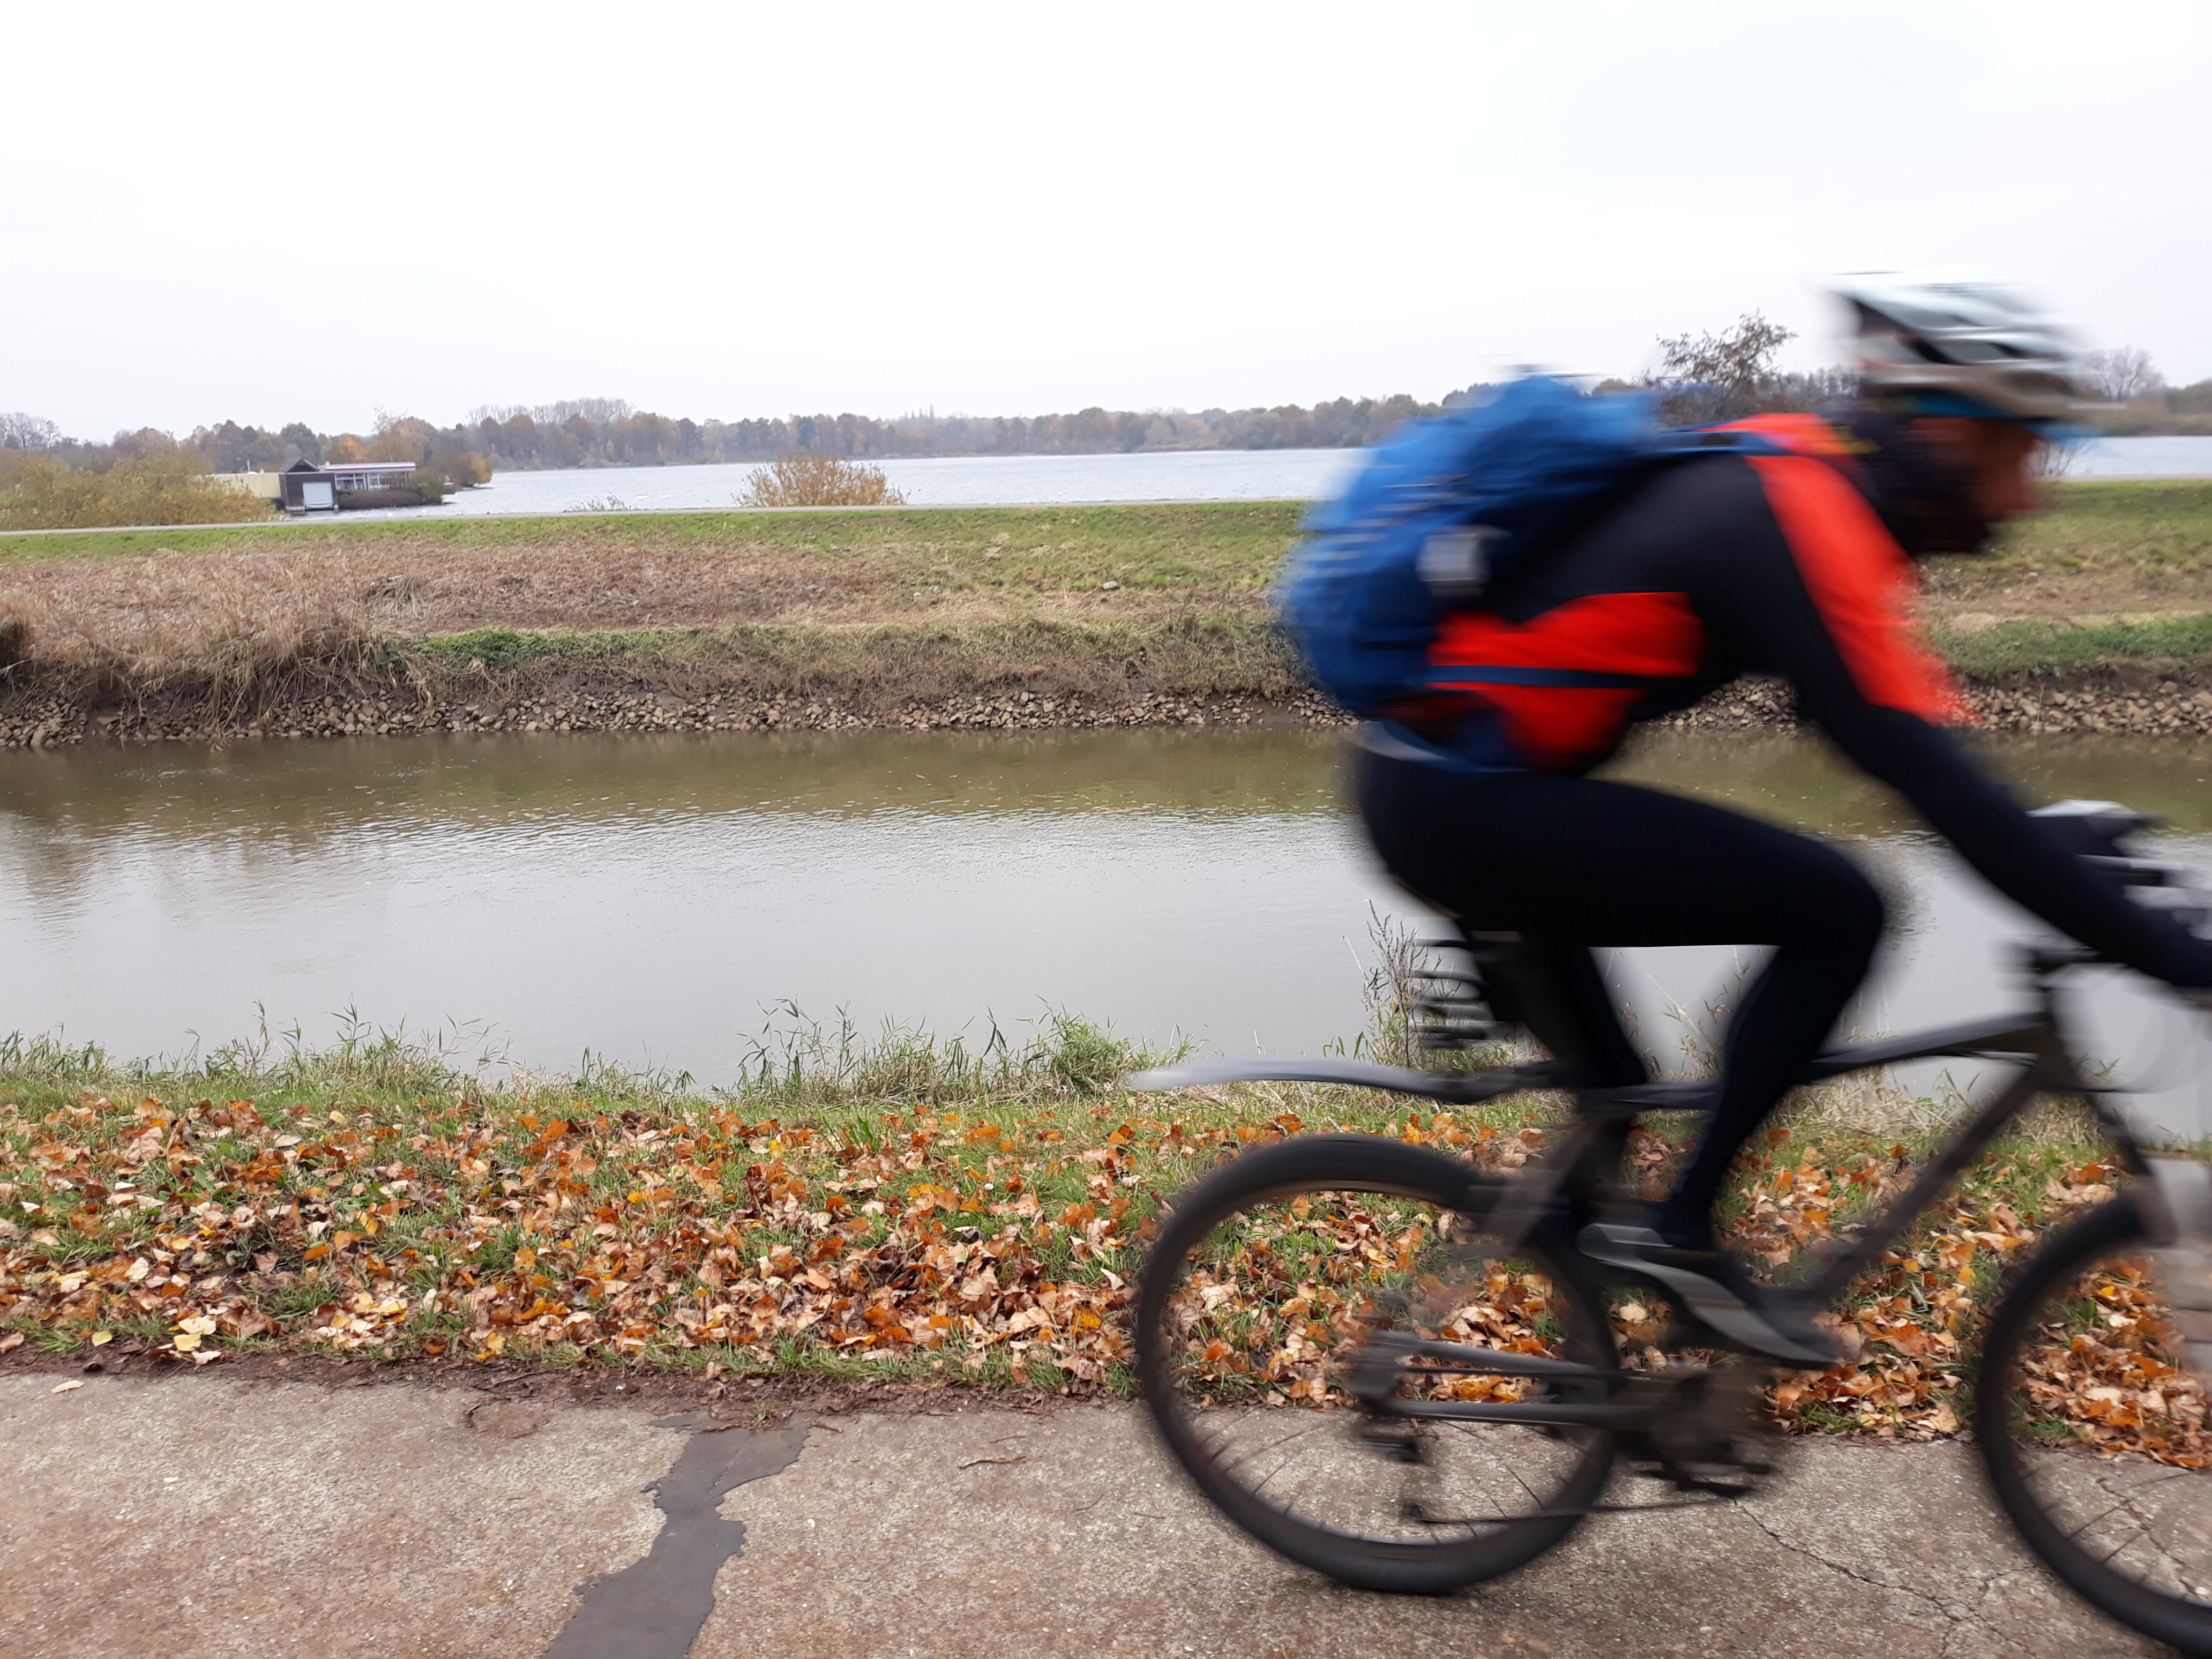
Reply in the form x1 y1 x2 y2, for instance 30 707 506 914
1827 271 2091 424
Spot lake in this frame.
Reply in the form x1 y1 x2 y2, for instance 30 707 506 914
331 435 2212 521
3 726 2208 1133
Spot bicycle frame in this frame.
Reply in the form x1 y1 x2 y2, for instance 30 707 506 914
1125 940 2166 1430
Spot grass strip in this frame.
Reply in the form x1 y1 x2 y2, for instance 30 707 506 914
1934 613 2212 678
0 1020 2187 1452
1989 480 2212 579
0 500 1306 584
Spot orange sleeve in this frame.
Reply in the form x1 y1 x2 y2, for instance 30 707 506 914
1746 454 1974 725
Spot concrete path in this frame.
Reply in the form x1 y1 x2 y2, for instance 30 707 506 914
0 1367 2175 1658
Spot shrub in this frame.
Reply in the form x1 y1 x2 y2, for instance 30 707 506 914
736 452 907 509
435 450 491 488
0 449 279 529
405 467 447 505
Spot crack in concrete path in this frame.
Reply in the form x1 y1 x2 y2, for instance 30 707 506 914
540 1419 810 1659
1733 1498 1995 1652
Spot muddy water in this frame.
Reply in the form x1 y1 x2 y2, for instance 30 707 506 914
1 728 2208 1130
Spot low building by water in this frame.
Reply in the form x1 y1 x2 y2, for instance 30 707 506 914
278 458 421 512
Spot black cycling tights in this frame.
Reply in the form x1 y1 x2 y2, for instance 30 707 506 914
1355 748 1886 1247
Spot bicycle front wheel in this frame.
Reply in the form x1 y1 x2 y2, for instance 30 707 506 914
1979 1193 2212 1653
1135 1133 1617 1595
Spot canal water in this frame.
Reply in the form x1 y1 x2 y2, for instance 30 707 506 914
2 728 2209 1131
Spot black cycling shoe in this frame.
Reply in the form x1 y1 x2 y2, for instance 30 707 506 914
1576 1221 1847 1367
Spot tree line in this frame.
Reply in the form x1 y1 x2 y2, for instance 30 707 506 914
5 328 2206 492
462 392 1463 470
0 392 1474 486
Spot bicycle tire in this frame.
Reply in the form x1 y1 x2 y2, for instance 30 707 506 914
1135 1133 1617 1594
1978 1192 2212 1654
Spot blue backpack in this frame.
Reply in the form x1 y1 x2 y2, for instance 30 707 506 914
1277 375 1782 717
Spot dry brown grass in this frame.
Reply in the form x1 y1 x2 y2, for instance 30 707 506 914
0 552 382 716
0 526 1268 648
0 528 1302 724
1917 481 2212 625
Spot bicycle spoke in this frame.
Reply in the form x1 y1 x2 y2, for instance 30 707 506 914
1144 1165 1613 1557
1984 1207 2212 1645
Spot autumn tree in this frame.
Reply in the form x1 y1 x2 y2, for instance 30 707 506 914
368 410 438 464
1650 311 1798 424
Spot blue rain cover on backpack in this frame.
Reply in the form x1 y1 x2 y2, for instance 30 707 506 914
1277 376 1782 717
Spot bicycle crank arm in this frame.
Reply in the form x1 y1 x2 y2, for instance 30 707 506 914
1378 1397 1656 1430
1342 1331 1617 1409
1366 1336 1615 1382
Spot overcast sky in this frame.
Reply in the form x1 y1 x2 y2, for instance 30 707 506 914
10 1 2209 439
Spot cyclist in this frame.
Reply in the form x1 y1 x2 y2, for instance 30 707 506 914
1354 272 2212 1362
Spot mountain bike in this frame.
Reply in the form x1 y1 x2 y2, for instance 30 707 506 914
1125 801 2212 1654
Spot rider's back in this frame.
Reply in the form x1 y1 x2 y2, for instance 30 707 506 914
1411 427 1954 772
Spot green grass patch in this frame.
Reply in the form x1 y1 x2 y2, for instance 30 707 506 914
410 627 671 669
1933 612 2212 678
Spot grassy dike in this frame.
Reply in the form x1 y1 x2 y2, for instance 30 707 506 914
0 1017 2192 1456
0 503 1324 744
1 483 2210 744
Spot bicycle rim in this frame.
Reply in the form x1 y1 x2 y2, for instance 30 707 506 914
1137 1135 1616 1594
1980 1194 2212 1651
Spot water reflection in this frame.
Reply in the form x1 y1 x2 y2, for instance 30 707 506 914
1 728 2207 1132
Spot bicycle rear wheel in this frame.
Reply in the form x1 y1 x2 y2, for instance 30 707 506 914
1979 1193 2212 1653
1135 1133 1617 1594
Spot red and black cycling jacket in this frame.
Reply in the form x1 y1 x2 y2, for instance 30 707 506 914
1388 413 2212 988
1413 414 1969 772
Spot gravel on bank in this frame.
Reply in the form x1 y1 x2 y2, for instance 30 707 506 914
1662 672 2212 738
0 678 1343 749
4 670 2210 750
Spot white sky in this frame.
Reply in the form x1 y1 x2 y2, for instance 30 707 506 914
9 1 2210 439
